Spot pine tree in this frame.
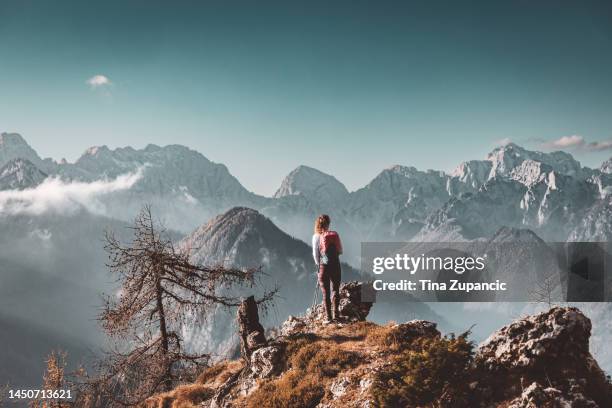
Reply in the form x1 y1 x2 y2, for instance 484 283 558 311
90 206 275 406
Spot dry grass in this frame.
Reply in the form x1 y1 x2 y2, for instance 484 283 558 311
146 321 473 408
246 338 360 408
196 360 243 387
364 322 404 350
144 361 243 408
145 384 214 408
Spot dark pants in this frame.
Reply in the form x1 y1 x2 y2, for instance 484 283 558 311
318 260 341 320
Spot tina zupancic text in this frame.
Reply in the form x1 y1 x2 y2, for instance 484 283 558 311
373 279 507 292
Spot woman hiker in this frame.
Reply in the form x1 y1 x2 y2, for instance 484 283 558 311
312 214 343 323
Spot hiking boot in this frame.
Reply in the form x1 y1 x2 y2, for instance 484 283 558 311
323 303 333 323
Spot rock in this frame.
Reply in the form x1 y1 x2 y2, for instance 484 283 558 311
474 307 612 407
478 307 591 371
280 315 308 336
250 344 284 379
337 281 373 322
359 377 373 393
148 304 612 408
506 381 599 408
329 377 351 399
281 281 373 336
391 320 440 342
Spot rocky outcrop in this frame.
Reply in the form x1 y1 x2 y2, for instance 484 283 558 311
147 300 611 408
281 281 372 336
473 307 611 407
478 306 591 370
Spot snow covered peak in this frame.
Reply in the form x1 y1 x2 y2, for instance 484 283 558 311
450 160 492 189
384 164 438 177
0 158 48 190
486 143 583 179
600 158 612 174
510 159 552 187
274 165 348 207
69 143 258 206
82 145 111 157
365 165 447 192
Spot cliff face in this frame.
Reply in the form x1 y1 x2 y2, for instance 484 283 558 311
146 283 611 408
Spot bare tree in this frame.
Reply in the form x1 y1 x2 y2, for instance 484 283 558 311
87 206 275 406
528 272 558 309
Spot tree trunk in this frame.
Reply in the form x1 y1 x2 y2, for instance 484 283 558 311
237 296 266 362
155 276 172 391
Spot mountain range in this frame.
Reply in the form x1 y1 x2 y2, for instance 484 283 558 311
177 207 442 359
2 132 611 261
1 131 612 388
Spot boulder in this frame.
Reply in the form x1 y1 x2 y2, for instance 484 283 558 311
250 344 284 379
478 306 591 371
474 307 611 407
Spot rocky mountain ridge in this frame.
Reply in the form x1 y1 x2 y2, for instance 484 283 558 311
0 158 48 190
145 287 612 408
2 132 611 250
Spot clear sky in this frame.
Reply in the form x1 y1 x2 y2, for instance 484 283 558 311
1 0 612 196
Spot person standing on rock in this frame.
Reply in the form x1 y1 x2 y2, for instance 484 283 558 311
312 214 343 323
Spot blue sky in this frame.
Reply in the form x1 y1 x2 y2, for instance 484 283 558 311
1 0 612 195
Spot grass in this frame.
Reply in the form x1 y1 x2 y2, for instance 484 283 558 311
196 360 243 387
144 361 243 408
144 321 476 408
246 339 360 408
145 384 214 408
370 333 474 408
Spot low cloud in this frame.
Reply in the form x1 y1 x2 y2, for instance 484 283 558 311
540 135 612 152
86 74 112 89
584 140 612 151
0 169 142 216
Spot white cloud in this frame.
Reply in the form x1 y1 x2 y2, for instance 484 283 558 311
86 74 112 89
0 169 142 216
495 138 513 146
540 135 612 152
541 135 584 149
